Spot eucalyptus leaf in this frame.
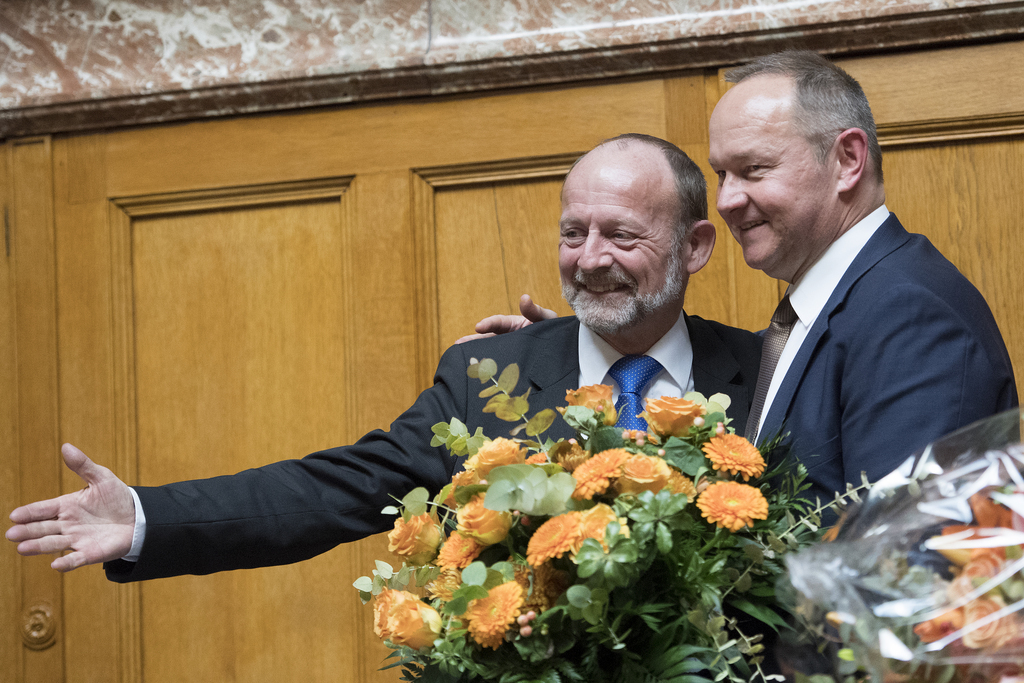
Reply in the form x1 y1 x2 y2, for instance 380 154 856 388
497 364 520 394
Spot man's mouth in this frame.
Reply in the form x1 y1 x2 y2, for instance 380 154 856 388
737 219 769 232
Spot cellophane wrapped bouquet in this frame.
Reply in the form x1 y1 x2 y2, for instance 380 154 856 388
786 408 1024 683
354 359 831 683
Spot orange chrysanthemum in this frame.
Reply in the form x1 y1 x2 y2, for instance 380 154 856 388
667 471 698 499
464 581 525 649
526 511 583 566
436 530 484 569
515 562 570 614
696 481 769 532
571 448 631 500
702 434 765 481
525 451 549 465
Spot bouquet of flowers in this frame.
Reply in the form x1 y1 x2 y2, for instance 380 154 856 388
785 408 1024 683
354 359 831 683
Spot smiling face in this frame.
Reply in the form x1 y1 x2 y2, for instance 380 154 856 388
558 142 688 348
708 75 844 283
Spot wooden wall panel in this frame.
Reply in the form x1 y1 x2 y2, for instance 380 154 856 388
0 141 24 683
10 138 64 683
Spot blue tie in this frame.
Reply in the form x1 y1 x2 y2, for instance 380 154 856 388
608 355 663 430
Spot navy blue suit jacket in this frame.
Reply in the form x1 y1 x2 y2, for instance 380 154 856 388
759 214 1018 506
105 314 760 582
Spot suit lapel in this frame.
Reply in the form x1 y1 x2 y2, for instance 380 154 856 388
687 315 751 431
760 214 912 436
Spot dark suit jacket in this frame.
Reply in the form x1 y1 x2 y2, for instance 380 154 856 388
760 214 1018 506
105 314 760 582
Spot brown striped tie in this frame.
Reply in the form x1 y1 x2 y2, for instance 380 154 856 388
744 295 797 443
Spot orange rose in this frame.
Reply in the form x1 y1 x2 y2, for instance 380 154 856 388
970 492 1014 529
914 608 965 643
963 596 1018 650
387 511 442 565
561 384 617 425
373 589 442 650
465 438 526 479
457 494 512 546
614 454 672 495
578 503 624 551
641 397 706 438
963 549 1006 580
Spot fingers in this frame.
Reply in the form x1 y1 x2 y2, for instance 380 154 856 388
6 519 66 543
8 497 61 525
12 532 72 557
454 332 496 344
61 443 110 487
518 294 557 322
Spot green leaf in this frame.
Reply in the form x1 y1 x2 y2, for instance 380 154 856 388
728 598 787 630
352 576 373 592
656 523 674 554
478 384 502 398
469 358 498 383
374 560 394 579
567 584 591 608
461 562 488 586
588 425 627 455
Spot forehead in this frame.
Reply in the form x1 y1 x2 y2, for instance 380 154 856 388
708 75 803 160
560 144 676 221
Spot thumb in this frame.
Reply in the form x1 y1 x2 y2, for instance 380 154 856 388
61 443 107 487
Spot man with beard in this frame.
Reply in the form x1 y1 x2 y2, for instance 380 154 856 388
7 134 761 582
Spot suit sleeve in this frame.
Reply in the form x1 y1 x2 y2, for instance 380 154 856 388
835 279 1017 489
104 345 474 583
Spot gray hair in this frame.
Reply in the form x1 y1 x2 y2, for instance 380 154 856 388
726 51 883 182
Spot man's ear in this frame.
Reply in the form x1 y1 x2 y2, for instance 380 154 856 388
685 220 716 275
834 127 870 193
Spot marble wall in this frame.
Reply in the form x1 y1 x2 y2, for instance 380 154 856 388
1 0 1022 136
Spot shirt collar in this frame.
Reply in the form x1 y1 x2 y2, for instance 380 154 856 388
577 313 692 391
788 205 890 327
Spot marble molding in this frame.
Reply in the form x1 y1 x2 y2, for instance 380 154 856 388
1 0 1023 138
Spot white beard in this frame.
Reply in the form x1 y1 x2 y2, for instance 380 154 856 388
562 247 684 336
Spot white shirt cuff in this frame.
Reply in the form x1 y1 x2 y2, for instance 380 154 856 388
121 487 147 563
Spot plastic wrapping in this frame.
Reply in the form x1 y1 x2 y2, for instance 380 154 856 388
786 408 1024 682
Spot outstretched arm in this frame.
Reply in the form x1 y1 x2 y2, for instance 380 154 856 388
6 443 135 572
455 294 558 343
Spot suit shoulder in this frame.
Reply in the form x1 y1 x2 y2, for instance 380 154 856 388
688 315 760 352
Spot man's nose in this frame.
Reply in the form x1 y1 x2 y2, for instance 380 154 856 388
716 176 747 214
576 234 614 271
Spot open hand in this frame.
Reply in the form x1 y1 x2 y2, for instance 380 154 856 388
6 443 135 572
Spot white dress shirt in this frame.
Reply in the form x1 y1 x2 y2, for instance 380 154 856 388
754 205 890 439
123 312 697 562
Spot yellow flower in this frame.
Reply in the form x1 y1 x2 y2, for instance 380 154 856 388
425 567 462 602
667 471 698 499
525 451 549 465
464 581 525 649
526 511 583 566
614 454 672 495
641 397 706 437
560 384 617 425
515 562 569 614
571 448 631 500
696 481 769 532
437 530 484 570
457 494 513 546
373 589 442 650
702 434 765 481
387 511 442 565
465 438 526 479
550 440 589 473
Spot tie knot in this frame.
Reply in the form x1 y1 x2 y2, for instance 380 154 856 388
608 355 663 395
772 295 798 326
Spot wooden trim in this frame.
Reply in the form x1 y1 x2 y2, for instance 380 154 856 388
878 113 1024 147
3 8 1021 139
111 177 354 216
410 154 579 384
